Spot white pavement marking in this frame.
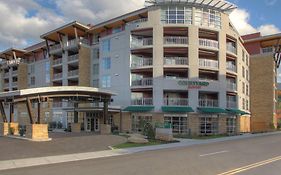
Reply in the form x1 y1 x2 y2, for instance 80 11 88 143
199 150 229 157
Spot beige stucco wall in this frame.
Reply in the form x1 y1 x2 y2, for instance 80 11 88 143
78 46 91 87
18 63 28 90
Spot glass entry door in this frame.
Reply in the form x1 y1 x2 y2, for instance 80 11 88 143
85 112 100 132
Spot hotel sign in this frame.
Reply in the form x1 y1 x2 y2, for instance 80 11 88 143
178 80 209 89
2 58 22 67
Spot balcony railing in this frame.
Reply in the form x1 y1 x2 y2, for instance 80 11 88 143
163 98 189 106
227 44 237 54
164 57 188 65
199 59 219 69
199 38 219 49
50 44 61 52
53 102 63 108
127 18 148 25
164 36 188 45
131 56 153 68
53 73 62 80
131 78 153 87
68 54 79 62
131 98 153 106
227 101 237 109
199 99 219 107
226 62 237 72
53 58 62 66
68 69 79 77
65 39 78 48
227 82 237 91
131 37 153 48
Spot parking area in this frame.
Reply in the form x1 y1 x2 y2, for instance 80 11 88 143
0 132 127 161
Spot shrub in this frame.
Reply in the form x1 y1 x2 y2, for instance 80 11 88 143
9 127 15 135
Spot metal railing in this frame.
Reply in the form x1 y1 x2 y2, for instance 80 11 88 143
53 58 62 66
227 43 237 54
68 69 79 77
53 102 63 108
164 57 188 65
131 98 153 106
50 44 61 52
127 18 148 25
227 82 237 91
163 98 189 106
131 37 153 48
164 36 188 45
53 73 62 80
199 38 219 49
131 78 153 87
131 56 153 68
226 62 237 72
199 59 219 68
199 99 219 107
68 54 79 62
227 101 237 109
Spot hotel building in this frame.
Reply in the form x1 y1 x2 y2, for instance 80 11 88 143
0 0 250 136
243 32 280 132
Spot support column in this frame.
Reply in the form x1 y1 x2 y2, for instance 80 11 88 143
37 102 41 124
74 102 78 123
9 103 14 123
103 101 108 124
26 98 34 124
119 109 122 132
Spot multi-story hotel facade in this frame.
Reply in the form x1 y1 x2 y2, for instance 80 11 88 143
0 0 250 136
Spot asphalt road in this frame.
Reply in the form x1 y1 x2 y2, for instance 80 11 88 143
2 133 281 175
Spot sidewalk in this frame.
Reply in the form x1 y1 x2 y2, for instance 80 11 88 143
0 131 280 171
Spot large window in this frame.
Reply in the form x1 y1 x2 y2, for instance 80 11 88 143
199 115 218 135
164 116 188 134
93 64 99 75
227 117 236 135
45 61 50 83
102 75 111 88
102 39 110 52
102 57 111 69
195 8 221 29
161 6 192 24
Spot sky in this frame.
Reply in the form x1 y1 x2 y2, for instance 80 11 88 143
0 0 280 51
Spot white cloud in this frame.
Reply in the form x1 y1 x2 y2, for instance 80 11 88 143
265 0 277 6
230 8 280 36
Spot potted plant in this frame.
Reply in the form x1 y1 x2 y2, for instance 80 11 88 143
19 128 25 137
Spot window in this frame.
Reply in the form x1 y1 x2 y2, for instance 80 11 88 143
195 8 221 29
93 64 99 75
93 79 99 87
161 6 192 24
164 116 188 134
227 117 236 135
242 66 245 78
93 48 99 59
242 98 245 110
45 61 50 83
102 39 110 52
246 69 249 81
246 100 249 110
102 57 111 69
242 82 245 94
29 64 35 74
131 114 152 133
102 75 111 88
246 84 249 96
246 55 249 66
262 47 274 53
242 50 245 62
200 115 218 135
30 77 35 86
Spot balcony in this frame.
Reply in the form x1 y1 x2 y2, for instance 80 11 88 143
199 39 219 49
199 99 219 107
131 37 153 48
68 70 79 77
68 54 79 63
131 98 153 106
53 58 62 66
163 98 189 106
227 82 237 91
164 36 188 45
131 56 153 68
199 59 219 69
227 44 237 55
164 57 188 66
65 39 78 49
227 100 237 109
53 73 62 80
49 44 62 54
127 18 148 25
226 62 237 72
131 78 153 87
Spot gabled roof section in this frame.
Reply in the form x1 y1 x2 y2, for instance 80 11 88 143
40 21 90 42
147 0 237 13
0 48 26 60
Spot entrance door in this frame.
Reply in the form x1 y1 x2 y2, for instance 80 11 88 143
94 117 99 132
86 117 91 132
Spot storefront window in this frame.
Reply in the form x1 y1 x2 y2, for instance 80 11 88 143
161 6 192 24
199 115 218 135
164 116 188 134
227 117 236 135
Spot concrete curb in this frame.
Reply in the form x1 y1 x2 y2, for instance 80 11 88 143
0 131 280 171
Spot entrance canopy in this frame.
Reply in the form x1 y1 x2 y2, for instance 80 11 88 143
0 86 116 124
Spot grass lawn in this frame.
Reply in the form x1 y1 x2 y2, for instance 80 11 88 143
113 139 179 149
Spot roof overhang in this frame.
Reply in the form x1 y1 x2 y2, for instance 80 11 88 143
0 86 116 102
0 48 26 60
147 0 237 13
40 21 90 42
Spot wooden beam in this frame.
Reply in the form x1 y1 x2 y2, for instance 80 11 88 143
26 98 34 124
45 39 50 57
74 26 79 39
0 102 7 123
12 51 17 60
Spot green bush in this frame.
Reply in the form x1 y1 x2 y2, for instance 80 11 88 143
142 122 155 139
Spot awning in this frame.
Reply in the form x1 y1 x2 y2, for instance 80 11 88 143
226 109 250 115
198 107 228 114
162 106 194 113
123 106 154 112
